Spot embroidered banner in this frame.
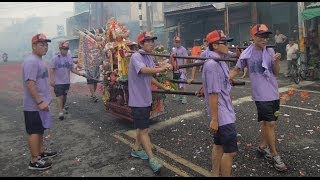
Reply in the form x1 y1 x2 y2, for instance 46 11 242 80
78 31 103 80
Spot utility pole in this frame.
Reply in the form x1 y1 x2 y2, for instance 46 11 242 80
89 3 91 30
297 2 306 62
138 2 143 32
177 21 181 37
250 2 257 24
100 2 104 27
150 2 154 26
224 2 229 35
146 2 152 31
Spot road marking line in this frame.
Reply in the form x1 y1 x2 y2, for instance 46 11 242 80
232 81 315 105
112 134 190 177
123 131 212 177
294 89 320 94
280 105 320 113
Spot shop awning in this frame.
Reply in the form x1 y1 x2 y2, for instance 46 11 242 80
301 7 320 20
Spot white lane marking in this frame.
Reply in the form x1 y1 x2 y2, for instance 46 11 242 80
232 81 315 105
125 110 203 137
294 89 320 94
280 105 320 113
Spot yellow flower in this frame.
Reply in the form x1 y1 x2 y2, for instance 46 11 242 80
274 111 280 117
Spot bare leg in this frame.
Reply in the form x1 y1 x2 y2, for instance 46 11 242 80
259 122 268 148
62 95 67 108
56 96 63 113
212 144 224 176
139 128 155 158
181 85 187 103
132 129 141 150
28 134 41 162
93 83 97 95
39 134 44 154
87 84 95 96
220 152 237 177
264 121 278 156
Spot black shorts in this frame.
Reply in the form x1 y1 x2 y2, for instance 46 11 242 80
54 84 70 97
173 72 181 80
213 123 238 153
255 100 280 122
24 111 45 135
131 106 151 129
87 79 99 85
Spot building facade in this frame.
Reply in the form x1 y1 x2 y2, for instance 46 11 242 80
163 2 300 50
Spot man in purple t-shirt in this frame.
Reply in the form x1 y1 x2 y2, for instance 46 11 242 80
128 31 172 173
229 24 287 172
49 41 84 120
171 36 189 104
202 30 237 177
22 33 57 170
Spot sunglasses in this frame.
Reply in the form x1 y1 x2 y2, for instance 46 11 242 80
214 41 229 45
256 34 270 39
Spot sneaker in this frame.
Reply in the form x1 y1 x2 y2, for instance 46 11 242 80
63 107 68 114
272 155 288 172
58 112 64 120
40 151 58 160
28 159 52 170
91 96 98 103
256 146 272 160
64 105 69 111
149 157 163 173
131 149 149 160
181 96 187 104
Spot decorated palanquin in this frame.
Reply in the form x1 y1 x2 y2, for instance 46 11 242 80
97 18 175 122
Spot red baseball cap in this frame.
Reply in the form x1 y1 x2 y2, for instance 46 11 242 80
137 31 157 43
206 30 233 44
59 41 70 49
31 33 51 44
173 36 181 41
251 24 272 36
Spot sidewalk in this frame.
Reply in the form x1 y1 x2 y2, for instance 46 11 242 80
70 73 87 83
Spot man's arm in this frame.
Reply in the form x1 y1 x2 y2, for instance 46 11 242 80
71 67 82 76
151 77 169 90
272 53 281 76
208 93 219 132
48 68 55 87
282 34 287 42
26 80 49 111
140 63 172 74
229 67 241 80
187 66 197 84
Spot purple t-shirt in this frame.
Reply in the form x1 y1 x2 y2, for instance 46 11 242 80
202 51 236 126
22 53 52 128
128 49 155 107
50 53 73 84
172 46 188 73
236 47 279 101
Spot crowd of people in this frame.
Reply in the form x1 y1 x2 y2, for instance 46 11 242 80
23 23 298 176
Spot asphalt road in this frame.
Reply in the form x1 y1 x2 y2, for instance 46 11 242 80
0 61 319 177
